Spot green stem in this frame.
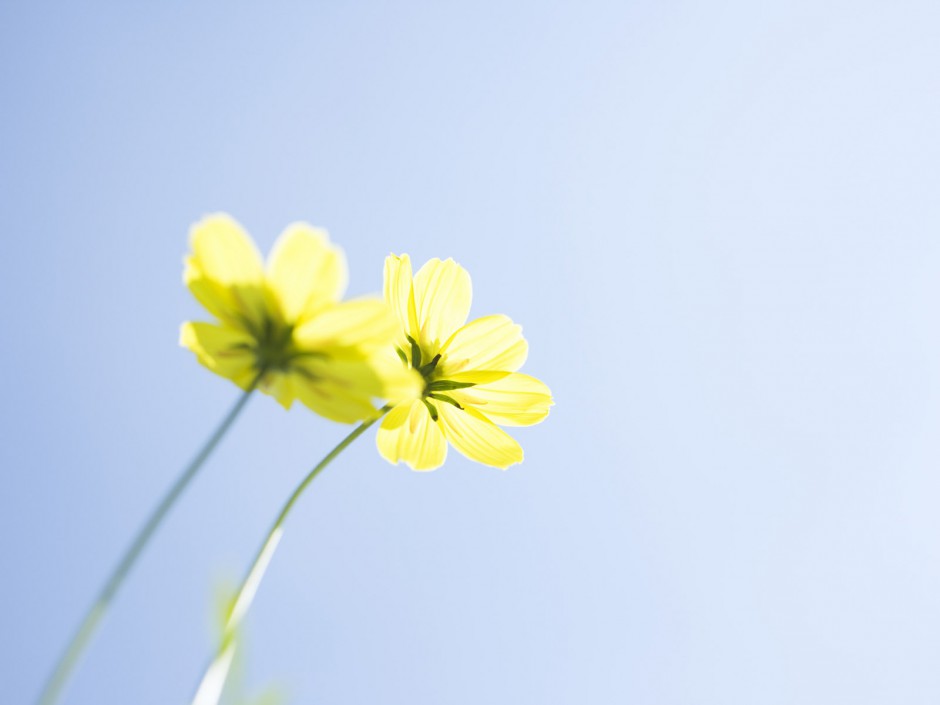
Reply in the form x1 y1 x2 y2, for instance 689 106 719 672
36 376 263 705
191 408 389 705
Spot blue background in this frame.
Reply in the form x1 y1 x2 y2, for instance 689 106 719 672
3 1 940 703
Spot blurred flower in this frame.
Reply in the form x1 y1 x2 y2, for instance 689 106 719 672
377 255 553 470
181 214 420 422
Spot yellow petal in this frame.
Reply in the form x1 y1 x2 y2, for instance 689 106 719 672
266 223 347 322
186 214 267 325
292 368 381 423
293 298 399 354
367 350 425 403
296 353 419 400
412 258 472 351
376 400 448 471
180 321 257 389
437 403 523 469
453 373 553 427
262 373 297 410
184 257 237 323
438 314 528 376
189 214 264 286
383 254 419 340
445 370 512 385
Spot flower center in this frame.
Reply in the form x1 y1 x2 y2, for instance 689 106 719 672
254 317 297 371
398 335 474 421
232 314 316 374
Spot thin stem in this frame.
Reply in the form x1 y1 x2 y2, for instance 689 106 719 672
36 374 264 705
191 408 389 705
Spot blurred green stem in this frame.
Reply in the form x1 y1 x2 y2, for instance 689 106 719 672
191 407 389 705
36 375 263 705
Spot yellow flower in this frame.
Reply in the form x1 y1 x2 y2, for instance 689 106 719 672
376 255 553 470
181 214 420 423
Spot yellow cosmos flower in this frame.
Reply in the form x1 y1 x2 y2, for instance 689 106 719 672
376 255 553 471
181 214 420 423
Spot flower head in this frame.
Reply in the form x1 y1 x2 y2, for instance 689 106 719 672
377 255 553 470
181 214 420 422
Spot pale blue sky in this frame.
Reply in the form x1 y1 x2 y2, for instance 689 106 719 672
3 1 940 703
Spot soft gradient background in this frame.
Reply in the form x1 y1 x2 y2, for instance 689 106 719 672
3 1 940 703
